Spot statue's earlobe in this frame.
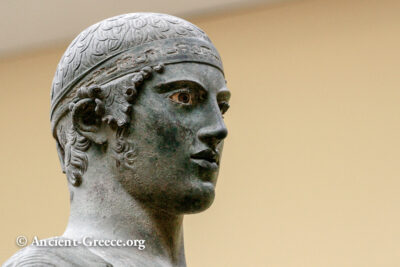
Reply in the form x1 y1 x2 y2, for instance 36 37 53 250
70 86 108 144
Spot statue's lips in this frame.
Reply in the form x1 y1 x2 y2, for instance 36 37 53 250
190 149 219 172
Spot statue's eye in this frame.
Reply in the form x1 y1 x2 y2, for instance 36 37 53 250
170 91 193 105
218 101 230 115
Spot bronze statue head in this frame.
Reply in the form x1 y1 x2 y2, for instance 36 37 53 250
5 12 231 266
51 13 230 214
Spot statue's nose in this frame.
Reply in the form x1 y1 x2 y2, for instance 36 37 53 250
197 112 228 148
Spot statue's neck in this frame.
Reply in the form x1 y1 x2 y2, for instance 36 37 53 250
63 169 186 266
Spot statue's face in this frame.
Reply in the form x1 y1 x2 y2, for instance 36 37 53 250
116 62 230 214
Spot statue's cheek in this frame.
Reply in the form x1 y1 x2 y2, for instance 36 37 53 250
141 106 194 154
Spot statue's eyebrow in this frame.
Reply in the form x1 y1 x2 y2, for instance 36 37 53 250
154 79 206 93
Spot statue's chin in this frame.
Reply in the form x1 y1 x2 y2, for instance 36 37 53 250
120 173 217 215
175 182 216 214
142 183 216 215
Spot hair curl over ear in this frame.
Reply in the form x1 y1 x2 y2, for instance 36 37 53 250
56 64 164 187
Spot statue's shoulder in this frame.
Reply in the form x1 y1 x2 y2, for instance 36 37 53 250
3 237 112 267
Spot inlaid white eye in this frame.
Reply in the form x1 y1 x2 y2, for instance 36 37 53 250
169 90 193 105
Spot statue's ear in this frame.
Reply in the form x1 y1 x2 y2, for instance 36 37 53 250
70 89 108 144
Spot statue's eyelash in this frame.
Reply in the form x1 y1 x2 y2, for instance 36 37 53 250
168 87 202 100
167 88 191 98
218 101 230 115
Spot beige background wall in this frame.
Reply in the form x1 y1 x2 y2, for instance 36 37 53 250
1 0 400 266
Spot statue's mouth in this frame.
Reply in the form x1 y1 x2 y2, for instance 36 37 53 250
190 149 219 171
